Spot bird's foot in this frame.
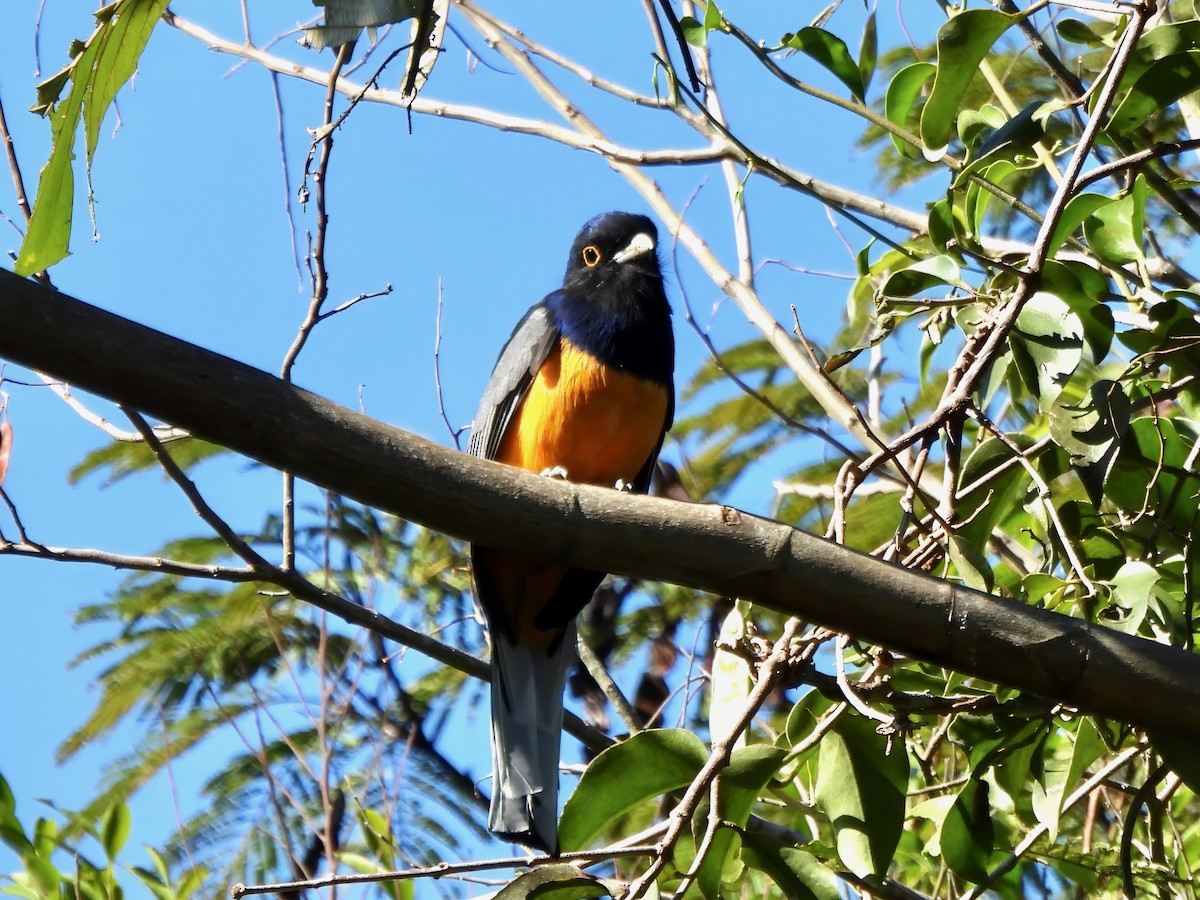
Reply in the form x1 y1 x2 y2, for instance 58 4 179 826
614 479 635 492
540 466 569 479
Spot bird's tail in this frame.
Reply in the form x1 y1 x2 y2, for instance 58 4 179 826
487 623 576 855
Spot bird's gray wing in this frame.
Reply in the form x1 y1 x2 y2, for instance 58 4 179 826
468 304 559 461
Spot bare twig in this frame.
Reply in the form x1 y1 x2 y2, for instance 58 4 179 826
433 278 463 450
281 41 354 572
0 540 259 581
625 619 805 900
39 375 188 442
577 633 642 733
968 407 1097 598
231 845 661 896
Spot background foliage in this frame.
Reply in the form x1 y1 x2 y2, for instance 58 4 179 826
4 0 1200 897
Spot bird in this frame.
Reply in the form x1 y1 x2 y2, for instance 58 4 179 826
468 211 675 855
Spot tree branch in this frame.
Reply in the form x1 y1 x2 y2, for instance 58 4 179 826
2 268 1200 741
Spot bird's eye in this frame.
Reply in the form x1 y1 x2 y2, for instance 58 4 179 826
582 245 602 268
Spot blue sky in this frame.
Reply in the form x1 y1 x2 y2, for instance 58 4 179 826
0 0 945 892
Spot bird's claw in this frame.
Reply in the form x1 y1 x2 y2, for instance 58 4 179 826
540 466 569 480
614 479 635 492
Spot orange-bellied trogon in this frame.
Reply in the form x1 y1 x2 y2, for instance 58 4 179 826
468 211 674 854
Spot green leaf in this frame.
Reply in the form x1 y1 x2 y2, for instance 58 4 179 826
975 101 1044 159
703 0 723 33
1118 298 1200 380
558 730 707 851
785 690 836 758
17 0 172 276
858 13 877 99
1106 560 1159 634
100 803 130 863
1083 193 1143 266
926 198 960 258
957 104 1007 152
1047 192 1110 257
941 777 994 882
494 865 612 900
815 715 908 878
1048 379 1129 506
956 434 1035 550
1056 18 1110 45
741 835 840 900
783 27 866 102
680 16 705 48
1011 290 1084 410
879 255 967 298
69 437 228 486
1062 718 1105 826
1110 50 1200 134
1040 261 1114 364
949 534 993 592
21 853 62 897
921 10 1019 155
681 1 723 48
0 775 34 858
885 62 935 158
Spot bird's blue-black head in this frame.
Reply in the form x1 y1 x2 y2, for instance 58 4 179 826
546 211 674 384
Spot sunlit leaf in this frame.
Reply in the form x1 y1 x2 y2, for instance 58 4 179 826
1011 290 1083 410
783 27 866 101
858 13 878 99
302 0 420 50
878 254 967 298
494 864 612 899
921 10 1019 155
559 730 707 851
741 835 840 900
17 0 172 275
1110 50 1200 134
885 62 935 158
100 803 130 863
709 601 751 750
815 715 907 878
941 777 995 882
1083 194 1142 266
1047 193 1110 257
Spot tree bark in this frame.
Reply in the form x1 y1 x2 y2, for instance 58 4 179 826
2 266 1199 741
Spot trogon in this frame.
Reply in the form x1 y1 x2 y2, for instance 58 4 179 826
468 211 675 854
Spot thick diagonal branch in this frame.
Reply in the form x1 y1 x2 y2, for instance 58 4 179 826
2 269 1200 740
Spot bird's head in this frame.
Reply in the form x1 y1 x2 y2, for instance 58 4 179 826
562 211 664 297
547 211 673 381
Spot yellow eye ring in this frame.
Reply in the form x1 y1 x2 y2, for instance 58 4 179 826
582 245 602 268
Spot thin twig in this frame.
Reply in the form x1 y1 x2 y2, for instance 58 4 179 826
1075 138 1200 192
625 619 804 900
968 407 1097 598
231 845 661 896
0 540 259 580
577 633 642 733
433 278 463 450
281 41 354 572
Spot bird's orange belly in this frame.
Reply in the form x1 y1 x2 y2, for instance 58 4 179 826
496 339 669 484
487 339 670 646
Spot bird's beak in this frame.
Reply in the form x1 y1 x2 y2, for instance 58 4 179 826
612 232 656 264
